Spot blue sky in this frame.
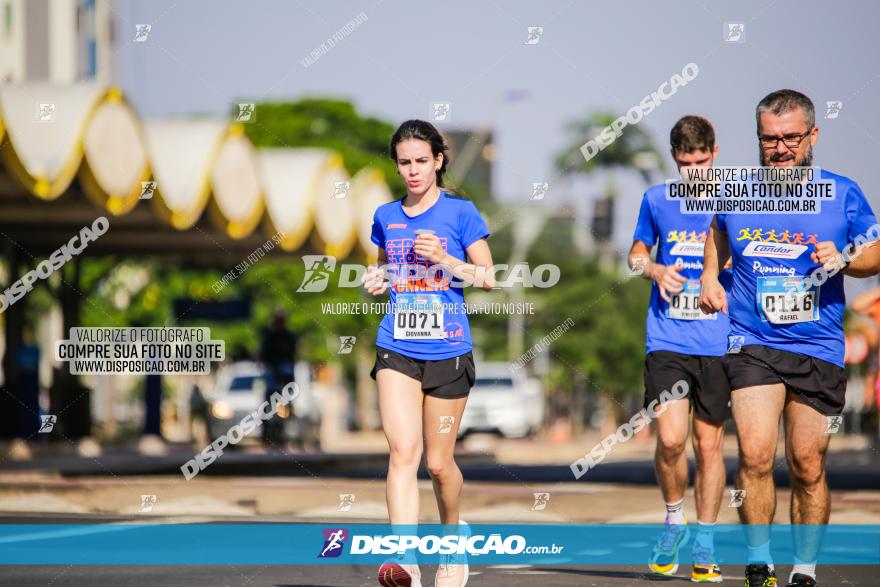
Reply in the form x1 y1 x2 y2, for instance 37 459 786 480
116 0 880 257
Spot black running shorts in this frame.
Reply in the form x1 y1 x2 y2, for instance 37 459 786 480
644 350 731 423
370 347 476 399
726 344 846 416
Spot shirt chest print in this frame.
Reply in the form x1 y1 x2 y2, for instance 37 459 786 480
386 237 450 292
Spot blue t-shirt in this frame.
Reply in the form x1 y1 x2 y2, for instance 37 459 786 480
370 191 490 360
717 169 877 367
633 183 732 356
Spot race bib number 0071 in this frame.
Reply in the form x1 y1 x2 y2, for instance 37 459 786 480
393 293 444 339
756 276 819 324
667 280 716 321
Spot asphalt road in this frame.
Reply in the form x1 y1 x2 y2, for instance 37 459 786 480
0 517 876 586
1 563 877 586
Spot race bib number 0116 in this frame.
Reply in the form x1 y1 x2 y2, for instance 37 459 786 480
667 280 716 321
393 293 444 339
756 276 819 324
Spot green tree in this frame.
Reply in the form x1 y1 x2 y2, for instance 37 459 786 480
556 111 665 268
244 98 405 195
555 111 666 183
501 113 667 428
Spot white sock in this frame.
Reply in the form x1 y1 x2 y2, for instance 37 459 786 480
791 559 817 581
665 498 686 524
694 521 715 551
747 540 773 570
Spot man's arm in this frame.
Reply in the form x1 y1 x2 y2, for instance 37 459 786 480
699 219 729 315
843 242 880 277
628 240 652 276
628 240 686 302
702 219 730 280
813 240 880 278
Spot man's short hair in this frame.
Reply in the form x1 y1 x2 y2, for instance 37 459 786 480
670 115 715 154
755 89 815 131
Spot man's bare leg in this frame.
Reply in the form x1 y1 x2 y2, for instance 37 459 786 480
731 383 786 566
691 414 726 571
693 414 726 524
784 392 832 583
654 398 691 512
649 397 692 575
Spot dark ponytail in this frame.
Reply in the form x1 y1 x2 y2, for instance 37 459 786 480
389 119 450 188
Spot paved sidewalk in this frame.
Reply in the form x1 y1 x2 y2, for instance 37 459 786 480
1 474 878 524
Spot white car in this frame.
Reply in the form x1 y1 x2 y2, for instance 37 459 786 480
458 362 544 438
206 361 319 447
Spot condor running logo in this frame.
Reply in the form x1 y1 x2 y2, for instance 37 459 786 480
668 242 704 257
666 230 707 243
735 228 818 245
665 230 706 256
318 528 348 558
743 241 808 259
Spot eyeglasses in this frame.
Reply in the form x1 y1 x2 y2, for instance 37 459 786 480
757 130 812 150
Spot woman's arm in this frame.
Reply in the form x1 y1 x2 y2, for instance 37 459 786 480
414 234 495 291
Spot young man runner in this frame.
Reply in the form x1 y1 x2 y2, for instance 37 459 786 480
699 89 880 587
629 115 731 583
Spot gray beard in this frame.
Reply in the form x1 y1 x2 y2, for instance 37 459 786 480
760 143 813 167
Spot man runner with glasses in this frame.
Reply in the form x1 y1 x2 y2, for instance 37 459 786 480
699 89 880 587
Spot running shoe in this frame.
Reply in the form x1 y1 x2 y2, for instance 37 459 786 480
435 520 469 587
691 543 722 582
434 552 468 587
378 558 422 587
786 573 816 587
744 564 777 587
649 520 690 575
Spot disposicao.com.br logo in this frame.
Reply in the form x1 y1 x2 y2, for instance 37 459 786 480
318 527 563 559
297 255 560 292
318 528 348 558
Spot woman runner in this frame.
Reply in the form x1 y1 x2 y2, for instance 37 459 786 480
363 119 495 587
